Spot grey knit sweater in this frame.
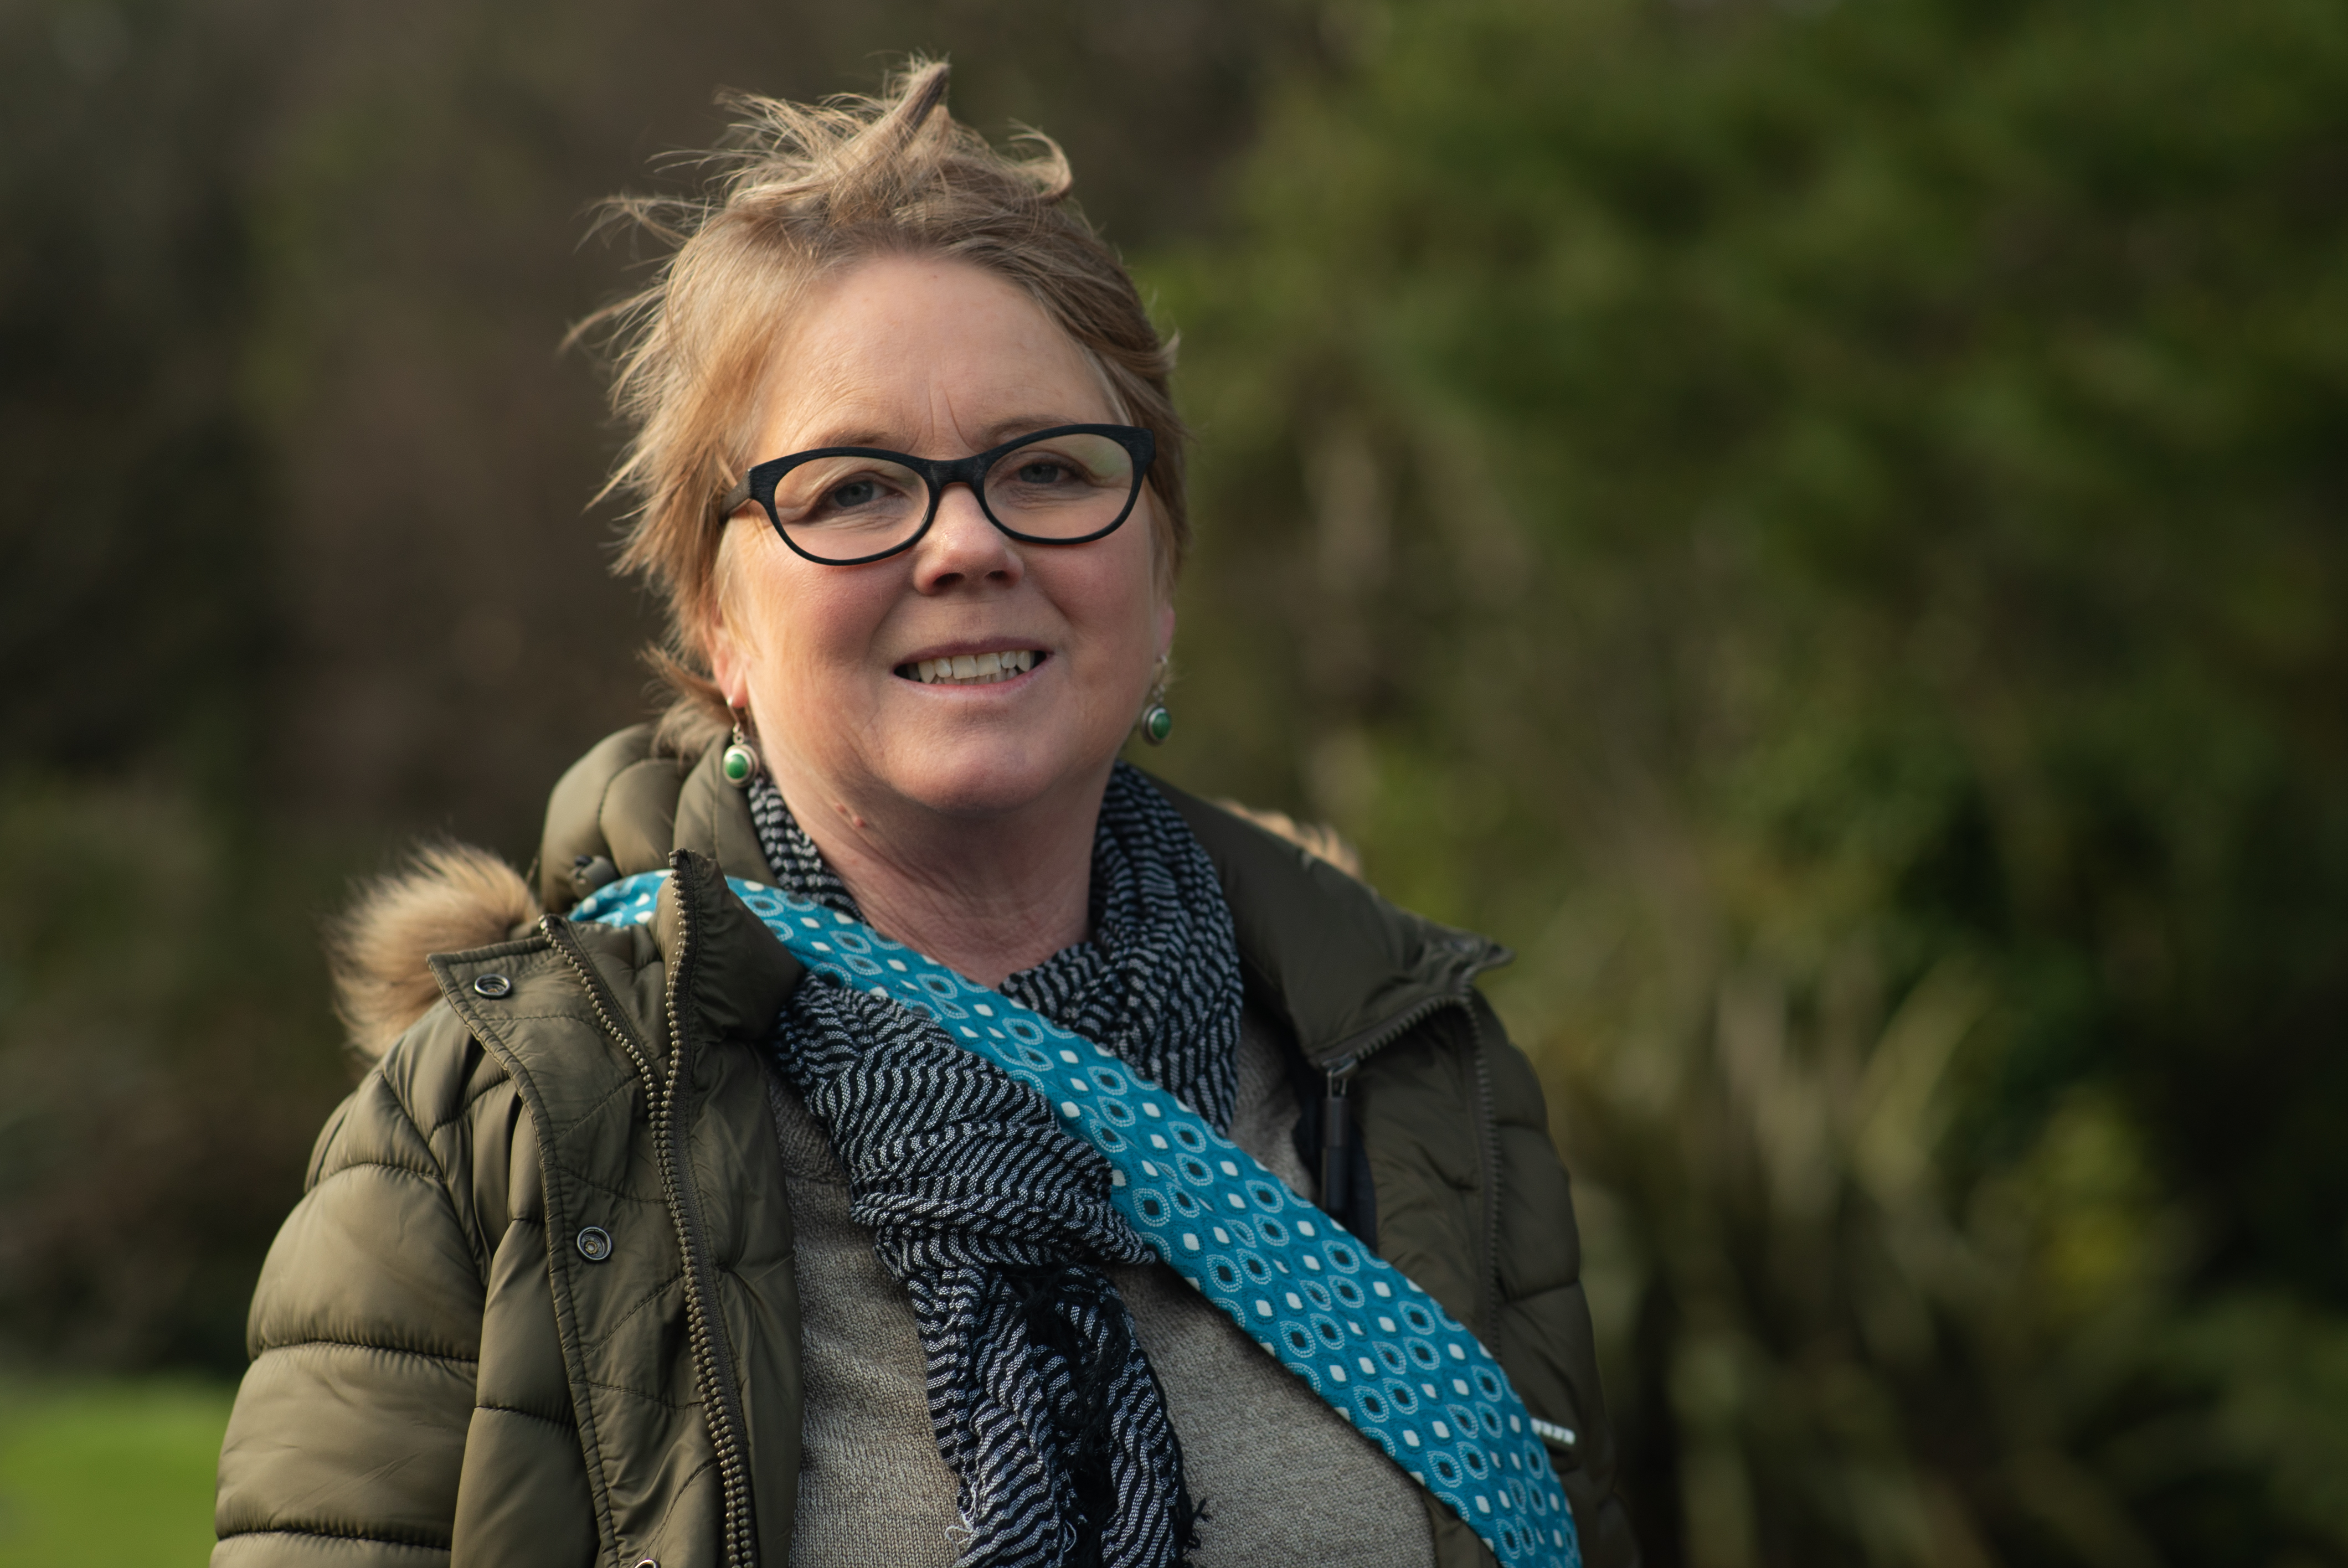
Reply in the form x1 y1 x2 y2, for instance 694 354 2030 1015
768 1000 1436 1567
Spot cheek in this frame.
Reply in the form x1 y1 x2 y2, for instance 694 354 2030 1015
724 538 883 670
1066 530 1165 639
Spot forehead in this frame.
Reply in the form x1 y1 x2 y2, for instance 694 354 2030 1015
756 254 1116 454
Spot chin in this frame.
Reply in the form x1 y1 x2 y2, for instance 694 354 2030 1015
881 726 1115 821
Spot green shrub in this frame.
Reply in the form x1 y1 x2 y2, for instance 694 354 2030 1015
1147 0 2348 1558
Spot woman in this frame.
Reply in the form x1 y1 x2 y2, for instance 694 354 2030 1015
213 64 1636 1568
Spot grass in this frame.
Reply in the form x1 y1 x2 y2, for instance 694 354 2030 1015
0 1375 234 1566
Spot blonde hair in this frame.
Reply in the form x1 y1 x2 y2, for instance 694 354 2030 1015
577 60 1188 754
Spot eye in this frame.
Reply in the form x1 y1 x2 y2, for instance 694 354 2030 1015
774 456 925 531
1013 457 1076 486
807 470 920 520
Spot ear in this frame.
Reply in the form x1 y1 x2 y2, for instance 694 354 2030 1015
1154 594 1177 666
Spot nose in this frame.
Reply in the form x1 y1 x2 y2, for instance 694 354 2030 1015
910 480 1022 593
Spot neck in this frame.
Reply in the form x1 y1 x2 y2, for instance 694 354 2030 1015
769 762 1110 989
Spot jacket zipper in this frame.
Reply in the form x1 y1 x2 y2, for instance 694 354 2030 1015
543 916 663 1096
1318 994 1458 1229
1463 997 1506 1349
542 905 759 1567
1321 983 1508 1347
659 880 760 1568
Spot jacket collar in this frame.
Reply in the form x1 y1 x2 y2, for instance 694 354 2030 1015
1145 775 1510 1066
650 848 805 1057
550 725 1508 1070
444 845 800 1105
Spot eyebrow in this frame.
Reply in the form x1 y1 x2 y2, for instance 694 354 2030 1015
788 414 1091 457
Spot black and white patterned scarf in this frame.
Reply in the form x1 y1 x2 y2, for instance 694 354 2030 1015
751 762 1242 1567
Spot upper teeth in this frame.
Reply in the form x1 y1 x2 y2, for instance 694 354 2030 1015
910 649 1038 684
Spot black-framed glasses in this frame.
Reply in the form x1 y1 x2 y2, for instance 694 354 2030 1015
719 423 1156 566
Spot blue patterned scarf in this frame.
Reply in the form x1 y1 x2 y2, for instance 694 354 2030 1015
750 763 1239 1567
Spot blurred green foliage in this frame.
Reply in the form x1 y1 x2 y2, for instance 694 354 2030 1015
0 779 352 1368
1145 0 2348 1561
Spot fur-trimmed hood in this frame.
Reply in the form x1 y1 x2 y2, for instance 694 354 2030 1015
328 843 539 1060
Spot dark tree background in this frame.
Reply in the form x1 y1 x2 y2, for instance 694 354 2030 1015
7 0 2348 1561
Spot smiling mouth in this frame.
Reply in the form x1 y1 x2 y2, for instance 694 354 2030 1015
894 649 1046 685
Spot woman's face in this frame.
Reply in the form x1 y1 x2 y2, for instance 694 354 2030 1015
708 254 1173 828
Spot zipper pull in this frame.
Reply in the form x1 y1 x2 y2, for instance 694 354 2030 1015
1321 1055 1359 1220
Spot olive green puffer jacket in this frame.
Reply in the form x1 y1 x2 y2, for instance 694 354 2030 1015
213 726 1638 1568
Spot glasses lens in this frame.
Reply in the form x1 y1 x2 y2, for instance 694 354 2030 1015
769 454 929 560
982 432 1137 540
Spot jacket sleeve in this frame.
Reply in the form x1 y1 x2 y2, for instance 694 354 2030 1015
214 1035 489 1566
1477 993 1642 1568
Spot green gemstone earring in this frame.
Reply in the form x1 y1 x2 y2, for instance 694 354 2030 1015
1140 702 1173 746
721 710 761 788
